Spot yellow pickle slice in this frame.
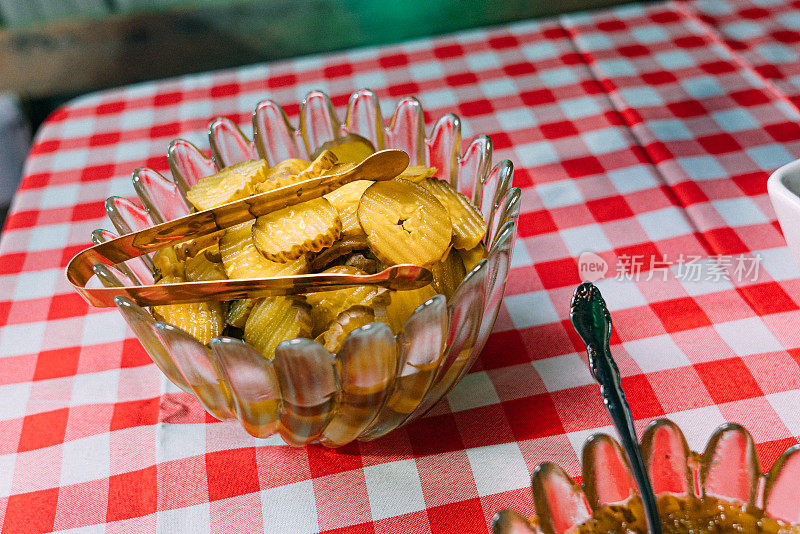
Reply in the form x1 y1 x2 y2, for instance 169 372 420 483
186 159 269 211
219 221 308 279
457 242 486 273
396 165 438 183
152 275 225 344
305 265 385 336
324 179 373 236
252 197 342 263
184 246 228 282
312 134 375 165
429 248 467 300
357 178 452 266
254 149 337 194
315 306 376 354
420 177 485 250
374 284 437 334
243 297 312 359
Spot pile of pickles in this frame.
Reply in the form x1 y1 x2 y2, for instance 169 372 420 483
150 137 487 358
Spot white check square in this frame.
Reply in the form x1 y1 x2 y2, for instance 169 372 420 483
466 442 529 496
560 224 612 256
623 334 691 373
714 318 783 356
637 207 693 241
607 165 659 194
533 353 594 391
364 459 425 521
447 371 501 412
504 290 560 329
60 433 111 486
536 179 583 208
712 197 768 227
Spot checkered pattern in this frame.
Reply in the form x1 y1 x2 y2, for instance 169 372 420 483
2 0 800 531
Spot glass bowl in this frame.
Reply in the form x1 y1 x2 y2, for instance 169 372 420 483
491 418 800 533
93 89 520 447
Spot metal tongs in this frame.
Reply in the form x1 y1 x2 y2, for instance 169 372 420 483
570 282 662 534
66 149 433 308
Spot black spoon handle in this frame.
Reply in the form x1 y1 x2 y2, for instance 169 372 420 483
570 282 662 534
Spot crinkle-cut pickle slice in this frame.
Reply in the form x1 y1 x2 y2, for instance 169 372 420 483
458 242 485 273
429 248 466 300
152 245 185 279
315 306 375 354
324 179 373 236
184 246 228 282
186 159 268 211
254 149 337 194
358 178 452 266
252 197 342 263
396 165 438 183
226 298 256 329
420 177 485 250
305 265 385 336
313 135 375 165
152 275 225 345
219 221 308 279
374 284 437 334
265 158 308 181
243 297 312 359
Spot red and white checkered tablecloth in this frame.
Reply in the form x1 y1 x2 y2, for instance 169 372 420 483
3 0 800 531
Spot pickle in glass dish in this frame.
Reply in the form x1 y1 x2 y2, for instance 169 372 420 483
243 297 312 359
312 134 375 164
420 177 485 250
186 159 269 210
219 221 308 279
358 178 453 266
252 197 342 263
151 275 225 344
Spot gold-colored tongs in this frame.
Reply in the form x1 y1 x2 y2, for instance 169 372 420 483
67 149 433 308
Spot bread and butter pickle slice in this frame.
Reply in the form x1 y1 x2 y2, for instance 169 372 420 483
429 248 466 300
184 246 228 282
186 159 268 211
305 265 385 336
420 177 485 250
457 242 486 273
225 298 256 329
152 245 185 280
396 165 438 183
254 149 338 194
342 253 381 274
312 135 375 165
374 284 437 334
152 275 225 344
324 179 373 236
358 178 452 266
265 158 308 181
219 221 308 279
252 197 342 263
310 235 371 271
243 297 312 359
315 306 375 354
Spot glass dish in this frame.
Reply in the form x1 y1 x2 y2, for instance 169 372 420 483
94 89 520 446
492 418 800 533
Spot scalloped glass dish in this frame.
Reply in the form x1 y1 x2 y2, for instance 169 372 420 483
93 89 520 447
492 419 800 533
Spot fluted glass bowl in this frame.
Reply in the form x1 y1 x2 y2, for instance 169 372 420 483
492 419 800 533
92 89 520 447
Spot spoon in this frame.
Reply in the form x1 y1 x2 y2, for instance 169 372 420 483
570 281 662 534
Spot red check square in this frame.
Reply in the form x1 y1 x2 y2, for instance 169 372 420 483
695 358 764 404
